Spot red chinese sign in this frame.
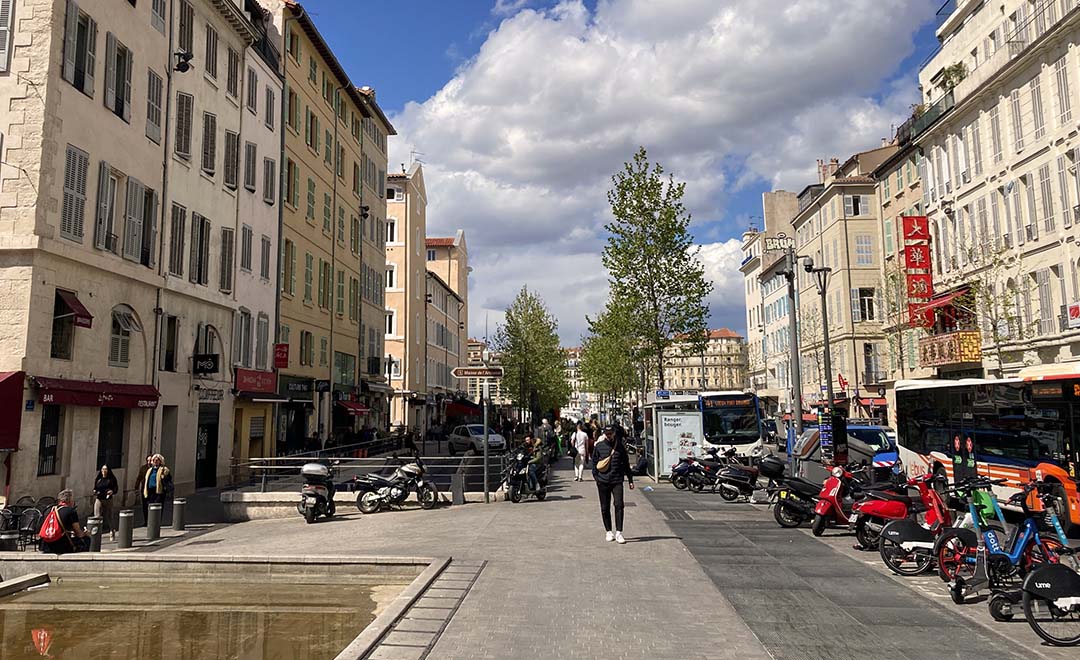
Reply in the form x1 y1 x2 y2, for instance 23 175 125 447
908 303 933 328
904 244 931 270
235 368 277 394
273 343 289 369
901 215 934 328
902 215 930 240
906 273 934 298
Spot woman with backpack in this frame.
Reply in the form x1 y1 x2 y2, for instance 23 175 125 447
93 465 119 541
38 489 88 554
592 425 634 544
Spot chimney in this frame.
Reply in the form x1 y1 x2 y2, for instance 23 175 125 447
816 159 826 184
881 137 888 147
827 157 840 179
359 85 375 99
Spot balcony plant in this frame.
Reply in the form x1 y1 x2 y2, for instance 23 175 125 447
941 62 968 91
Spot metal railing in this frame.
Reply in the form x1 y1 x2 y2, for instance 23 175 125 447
909 91 954 141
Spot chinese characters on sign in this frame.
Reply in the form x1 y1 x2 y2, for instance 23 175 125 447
900 216 933 327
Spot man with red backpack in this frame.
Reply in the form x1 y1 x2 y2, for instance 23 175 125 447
38 489 88 554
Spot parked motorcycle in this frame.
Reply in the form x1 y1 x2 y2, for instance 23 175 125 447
714 447 763 502
811 463 867 536
875 473 956 575
503 447 548 503
850 478 924 549
759 455 821 528
354 454 439 513
298 462 337 524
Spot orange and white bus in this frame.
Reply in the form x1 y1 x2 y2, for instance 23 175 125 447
894 374 1080 537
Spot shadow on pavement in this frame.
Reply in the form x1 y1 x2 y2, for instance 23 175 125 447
624 535 682 543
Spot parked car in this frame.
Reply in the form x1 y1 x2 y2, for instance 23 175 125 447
792 423 901 485
448 425 507 455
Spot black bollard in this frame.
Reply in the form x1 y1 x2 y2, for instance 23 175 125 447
87 516 103 552
117 510 134 549
0 531 19 551
172 498 186 531
147 503 162 541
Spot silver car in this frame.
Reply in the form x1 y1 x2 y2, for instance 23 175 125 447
448 425 507 455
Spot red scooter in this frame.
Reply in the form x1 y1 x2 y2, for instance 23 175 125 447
850 472 951 550
811 464 865 537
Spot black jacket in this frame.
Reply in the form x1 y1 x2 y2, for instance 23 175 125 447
591 437 633 484
94 473 119 500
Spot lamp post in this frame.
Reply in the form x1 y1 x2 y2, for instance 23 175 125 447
802 257 835 417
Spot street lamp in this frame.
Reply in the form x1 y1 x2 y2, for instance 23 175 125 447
802 257 835 417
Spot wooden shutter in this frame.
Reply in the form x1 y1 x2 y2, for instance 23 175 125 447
220 228 234 292
224 132 238 188
188 213 200 283
94 160 110 248
62 0 77 83
61 146 88 241
199 216 211 285
83 17 95 95
104 32 116 112
175 94 192 158
201 113 216 173
121 48 132 122
850 288 862 323
143 189 158 267
123 178 143 260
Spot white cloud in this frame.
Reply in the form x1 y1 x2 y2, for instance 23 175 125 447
391 0 935 343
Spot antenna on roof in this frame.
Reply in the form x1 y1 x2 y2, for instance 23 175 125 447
411 150 426 165
401 162 406 173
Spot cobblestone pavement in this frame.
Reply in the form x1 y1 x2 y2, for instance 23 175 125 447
162 463 770 659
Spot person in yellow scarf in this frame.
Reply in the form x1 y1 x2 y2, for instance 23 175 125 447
143 454 172 510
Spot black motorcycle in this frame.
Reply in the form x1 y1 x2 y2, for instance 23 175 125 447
298 462 337 524
352 454 439 513
503 448 547 503
758 455 819 528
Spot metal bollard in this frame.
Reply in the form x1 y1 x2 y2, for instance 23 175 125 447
147 503 162 541
117 510 134 549
87 516 103 552
451 472 465 505
0 531 19 552
172 498 186 531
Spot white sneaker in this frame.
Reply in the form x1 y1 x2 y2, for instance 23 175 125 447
605 531 615 542
615 532 626 544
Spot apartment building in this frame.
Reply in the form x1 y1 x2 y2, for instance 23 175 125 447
262 0 394 449
385 163 427 431
662 329 749 392
912 0 1080 380
563 346 599 419
424 232 468 425
792 147 895 419
742 190 798 416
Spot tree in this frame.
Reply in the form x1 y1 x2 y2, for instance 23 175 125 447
603 147 713 388
580 302 640 415
970 245 1034 376
491 287 570 421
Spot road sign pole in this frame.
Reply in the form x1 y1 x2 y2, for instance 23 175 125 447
483 380 490 504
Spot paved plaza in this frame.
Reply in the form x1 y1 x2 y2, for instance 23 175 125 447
158 465 1075 660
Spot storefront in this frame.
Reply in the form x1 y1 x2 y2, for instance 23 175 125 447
0 372 25 502
331 385 364 444
233 368 279 467
361 381 392 431
276 375 314 455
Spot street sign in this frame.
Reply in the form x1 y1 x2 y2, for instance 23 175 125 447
451 366 504 378
656 389 671 400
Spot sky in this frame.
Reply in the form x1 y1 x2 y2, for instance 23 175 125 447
303 0 945 345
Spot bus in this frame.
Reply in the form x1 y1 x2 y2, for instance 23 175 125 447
699 390 764 457
895 376 1080 536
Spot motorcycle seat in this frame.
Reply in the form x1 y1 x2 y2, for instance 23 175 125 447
784 478 821 497
359 474 394 487
865 490 912 505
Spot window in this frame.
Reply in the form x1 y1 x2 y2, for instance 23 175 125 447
284 158 299 208
318 259 330 309
37 405 62 477
850 288 876 322
264 86 275 129
323 193 331 232
204 25 218 80
883 217 894 256
337 269 345 315
855 234 873 265
1024 173 1039 241
146 69 163 142
989 106 1003 163
386 264 396 288
1054 56 1072 125
108 306 141 367
1058 154 1073 229
337 206 345 243
201 112 217 175
387 218 397 243
102 33 133 121
219 227 234 293
349 277 358 320
188 213 210 286
305 108 320 150
60 145 89 242
234 308 251 367
51 290 76 360
1039 163 1055 233
260 235 271 280
175 92 194 159
244 142 257 191
319 337 328 366
1030 76 1045 141
308 56 316 84
256 314 269 370
350 216 359 254
306 178 316 219
246 68 257 113
353 162 361 196
240 225 252 271
150 0 165 34
168 204 186 276
63 2 97 96
385 310 395 336
324 129 332 166
287 90 299 131
177 0 193 54
226 48 239 98
262 158 276 204
160 314 178 372
92 161 118 251
304 252 313 302
223 131 239 189
285 26 300 62
1037 269 1054 335
299 330 311 366
970 119 983 177
120 178 155 264
1011 89 1025 152
427 249 436 261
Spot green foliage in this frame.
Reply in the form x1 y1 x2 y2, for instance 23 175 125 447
602 147 713 388
941 62 968 90
580 301 639 399
491 287 571 417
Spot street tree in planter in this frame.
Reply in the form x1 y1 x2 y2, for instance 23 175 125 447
603 147 713 389
492 286 571 423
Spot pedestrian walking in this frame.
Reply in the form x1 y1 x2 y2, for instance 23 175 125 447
136 455 152 525
93 465 119 541
571 422 589 481
592 425 634 544
142 454 172 514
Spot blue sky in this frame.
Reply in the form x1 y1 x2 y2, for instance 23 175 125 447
299 0 945 341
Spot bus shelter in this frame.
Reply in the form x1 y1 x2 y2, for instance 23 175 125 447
643 391 703 480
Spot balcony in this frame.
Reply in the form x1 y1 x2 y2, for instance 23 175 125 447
908 91 954 142
918 330 983 368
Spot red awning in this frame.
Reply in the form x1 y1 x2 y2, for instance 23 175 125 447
858 397 888 407
916 289 967 312
33 377 159 409
781 412 819 422
336 400 370 416
446 401 481 417
56 290 93 328
0 372 24 451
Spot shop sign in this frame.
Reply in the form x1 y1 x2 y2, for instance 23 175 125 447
904 244 931 270
901 215 929 240
273 343 289 368
197 388 224 402
235 368 276 394
192 354 220 375
315 380 331 393
1069 302 1080 329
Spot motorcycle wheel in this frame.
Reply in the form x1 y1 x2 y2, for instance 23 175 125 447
672 475 689 490
855 518 880 550
879 536 933 576
936 530 975 583
773 501 804 528
689 478 705 493
358 492 381 514
811 513 829 537
509 485 522 503
989 593 1015 622
1022 590 1080 647
304 506 317 524
535 489 547 501
326 501 336 518
418 484 438 510
719 485 739 502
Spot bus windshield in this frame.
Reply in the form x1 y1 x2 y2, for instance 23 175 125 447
701 395 760 445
